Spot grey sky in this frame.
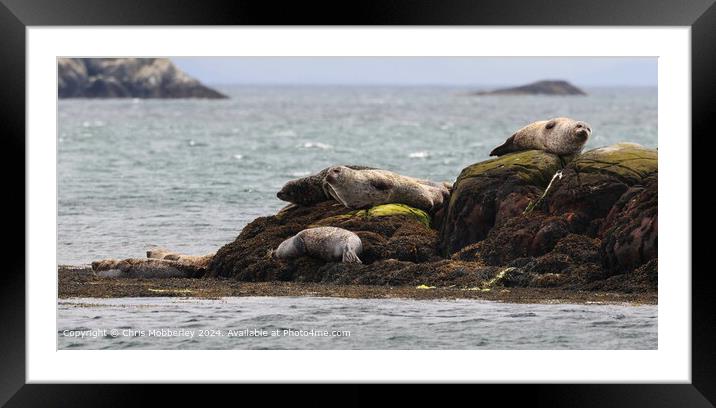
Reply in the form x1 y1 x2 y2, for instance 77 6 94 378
172 57 657 87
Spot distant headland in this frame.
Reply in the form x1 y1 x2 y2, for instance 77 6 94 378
58 58 228 99
474 80 587 96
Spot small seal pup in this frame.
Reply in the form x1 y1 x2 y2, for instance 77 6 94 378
489 117 591 157
277 165 376 206
322 166 449 213
272 226 363 263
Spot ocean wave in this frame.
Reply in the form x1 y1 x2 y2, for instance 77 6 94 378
302 142 332 150
409 151 430 159
233 154 243 160
188 140 208 147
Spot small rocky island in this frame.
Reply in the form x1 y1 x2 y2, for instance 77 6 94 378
474 80 587 96
59 143 657 303
58 58 227 99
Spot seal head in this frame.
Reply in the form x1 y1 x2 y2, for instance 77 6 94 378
276 165 376 206
490 117 591 157
323 166 448 213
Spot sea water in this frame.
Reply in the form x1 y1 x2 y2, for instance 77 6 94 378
57 86 657 350
58 85 656 265
57 297 657 349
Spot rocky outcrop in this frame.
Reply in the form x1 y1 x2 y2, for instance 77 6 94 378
453 143 657 285
474 80 587 96
203 143 655 292
58 58 227 99
599 174 657 274
439 150 563 256
209 202 442 281
540 143 658 234
89 143 657 293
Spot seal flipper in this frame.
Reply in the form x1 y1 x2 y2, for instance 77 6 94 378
489 134 518 157
276 203 298 216
342 246 362 264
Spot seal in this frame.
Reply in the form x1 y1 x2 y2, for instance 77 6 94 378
91 249 214 278
272 226 363 263
322 166 449 213
91 258 204 278
277 165 376 206
489 117 591 157
146 247 214 266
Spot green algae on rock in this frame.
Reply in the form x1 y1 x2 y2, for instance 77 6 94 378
540 143 658 227
317 203 431 228
455 150 564 186
436 143 656 292
440 150 564 256
571 143 657 183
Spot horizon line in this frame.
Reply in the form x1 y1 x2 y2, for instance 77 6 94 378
202 82 658 87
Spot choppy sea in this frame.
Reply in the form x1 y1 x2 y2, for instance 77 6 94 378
58 85 657 349
58 297 657 349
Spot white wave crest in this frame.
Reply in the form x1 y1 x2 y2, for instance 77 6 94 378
409 151 430 159
302 142 332 150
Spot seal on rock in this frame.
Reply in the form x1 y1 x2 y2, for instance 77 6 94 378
146 247 214 266
91 258 203 278
322 166 449 213
272 226 363 263
277 165 376 206
489 117 591 157
90 248 214 278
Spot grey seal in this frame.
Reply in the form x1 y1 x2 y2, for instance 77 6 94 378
322 166 449 213
91 248 213 278
490 117 591 156
272 226 363 263
90 258 206 278
146 247 214 265
277 165 376 206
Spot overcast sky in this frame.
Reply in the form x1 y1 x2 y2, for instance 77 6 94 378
172 57 657 87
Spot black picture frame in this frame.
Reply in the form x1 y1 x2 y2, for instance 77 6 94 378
2 0 711 405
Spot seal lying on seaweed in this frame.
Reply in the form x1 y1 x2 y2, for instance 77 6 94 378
272 226 363 263
322 166 449 213
277 165 376 206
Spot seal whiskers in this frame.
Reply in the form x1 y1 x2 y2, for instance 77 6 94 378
322 166 449 213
